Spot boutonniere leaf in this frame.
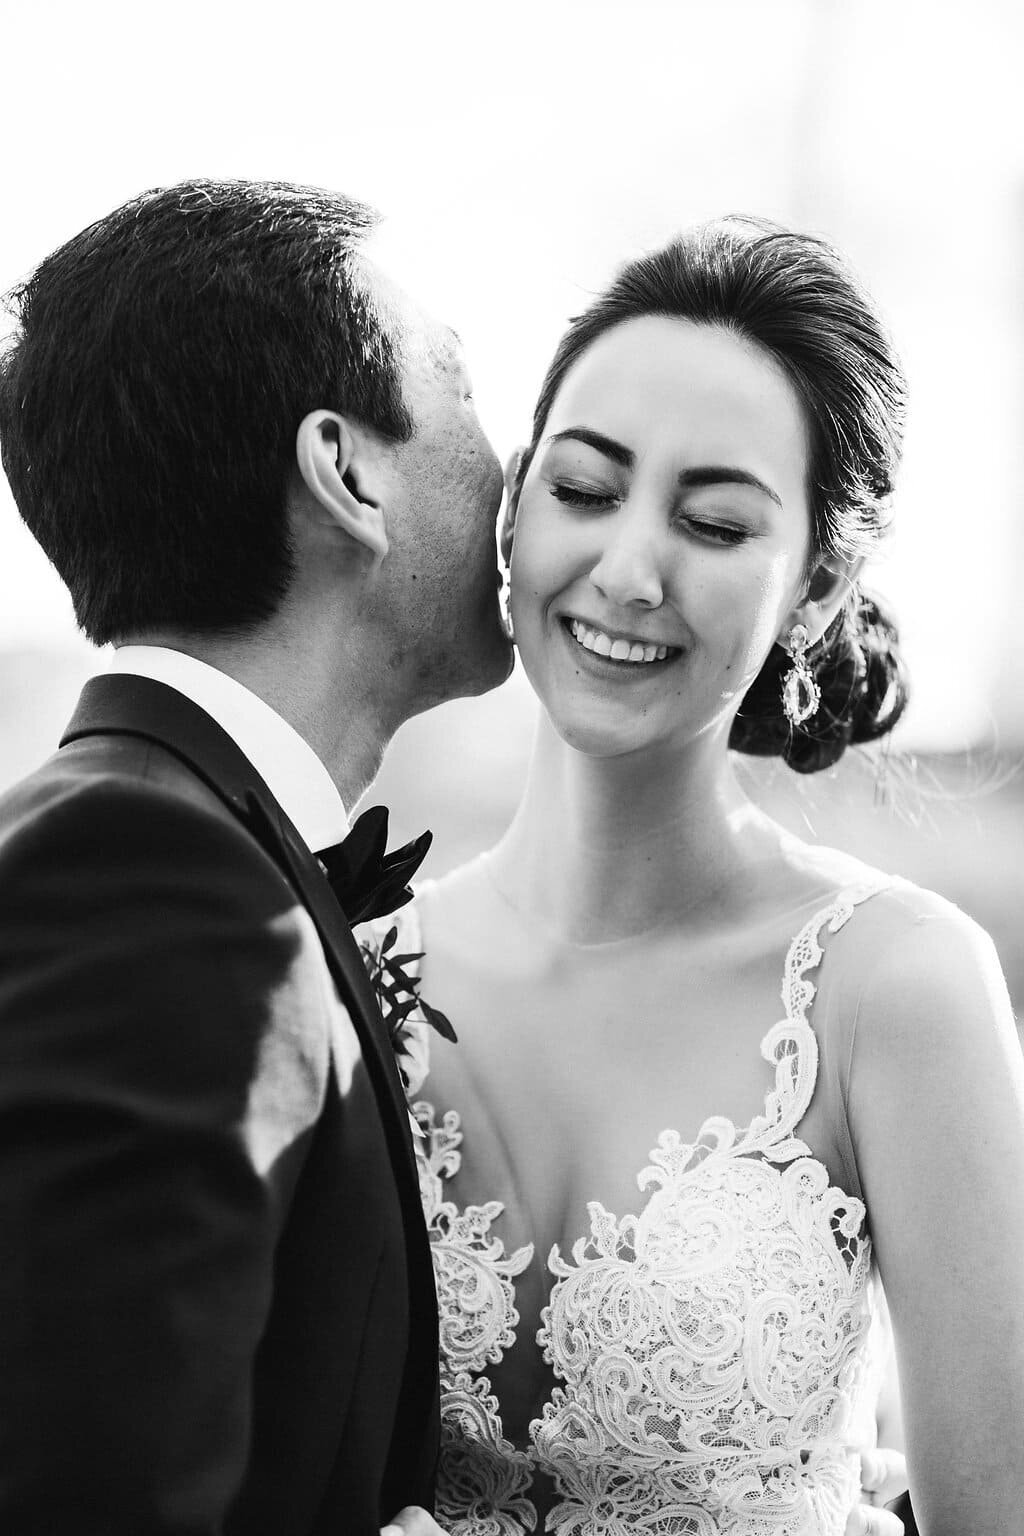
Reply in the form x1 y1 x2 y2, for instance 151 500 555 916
360 926 456 1091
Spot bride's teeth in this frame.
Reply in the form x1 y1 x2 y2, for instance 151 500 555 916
568 618 676 663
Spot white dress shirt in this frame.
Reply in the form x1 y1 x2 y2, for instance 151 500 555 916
109 646 350 854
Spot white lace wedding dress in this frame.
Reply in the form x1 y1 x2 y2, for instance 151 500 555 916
368 881 890 1536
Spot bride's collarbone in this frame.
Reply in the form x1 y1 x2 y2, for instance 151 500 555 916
429 927 796 1094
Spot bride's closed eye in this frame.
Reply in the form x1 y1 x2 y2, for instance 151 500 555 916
680 515 752 547
547 480 620 512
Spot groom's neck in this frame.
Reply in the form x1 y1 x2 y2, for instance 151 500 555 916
125 619 396 810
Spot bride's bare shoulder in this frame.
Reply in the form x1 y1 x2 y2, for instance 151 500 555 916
755 825 1004 1001
780 833 1010 1044
771 825 964 925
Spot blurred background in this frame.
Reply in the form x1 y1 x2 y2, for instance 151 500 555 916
2 0 1022 1011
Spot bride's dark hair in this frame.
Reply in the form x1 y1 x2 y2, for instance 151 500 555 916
514 217 909 774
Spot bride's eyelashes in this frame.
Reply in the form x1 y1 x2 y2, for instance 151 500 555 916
675 515 752 547
547 479 619 511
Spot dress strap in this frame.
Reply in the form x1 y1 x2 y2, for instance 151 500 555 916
781 878 893 1029
738 878 892 1163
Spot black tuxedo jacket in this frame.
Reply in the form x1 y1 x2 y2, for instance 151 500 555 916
0 674 439 1534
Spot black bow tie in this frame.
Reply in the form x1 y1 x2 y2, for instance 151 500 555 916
315 806 432 926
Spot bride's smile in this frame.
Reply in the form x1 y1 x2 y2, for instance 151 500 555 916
563 616 678 666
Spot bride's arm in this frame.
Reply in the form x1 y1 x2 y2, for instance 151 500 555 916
847 900 1024 1535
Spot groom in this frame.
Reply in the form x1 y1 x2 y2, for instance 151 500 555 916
0 181 511 1534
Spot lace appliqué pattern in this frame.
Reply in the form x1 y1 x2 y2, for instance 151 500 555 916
373 882 888 1536
414 1098 536 1535
533 882 885 1536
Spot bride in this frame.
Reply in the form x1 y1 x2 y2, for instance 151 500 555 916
367 219 1024 1535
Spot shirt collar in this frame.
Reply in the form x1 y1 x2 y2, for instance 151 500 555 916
109 645 350 853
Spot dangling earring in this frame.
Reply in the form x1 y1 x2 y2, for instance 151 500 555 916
781 623 820 726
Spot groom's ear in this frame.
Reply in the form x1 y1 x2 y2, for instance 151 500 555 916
294 410 389 563
499 447 526 565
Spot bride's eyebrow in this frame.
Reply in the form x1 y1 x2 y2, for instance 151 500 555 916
544 427 634 468
679 466 783 508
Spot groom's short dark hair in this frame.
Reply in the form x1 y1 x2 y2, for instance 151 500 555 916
0 179 413 644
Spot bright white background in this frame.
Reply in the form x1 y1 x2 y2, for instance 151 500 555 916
1 0 1022 751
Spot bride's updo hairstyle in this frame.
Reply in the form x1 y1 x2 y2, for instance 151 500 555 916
514 217 909 774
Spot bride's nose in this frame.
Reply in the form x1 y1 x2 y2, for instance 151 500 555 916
588 510 665 610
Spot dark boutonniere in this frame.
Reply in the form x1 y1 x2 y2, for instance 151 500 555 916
360 922 456 1094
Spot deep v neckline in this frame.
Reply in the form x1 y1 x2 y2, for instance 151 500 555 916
391 878 889 1480
410 875 889 1228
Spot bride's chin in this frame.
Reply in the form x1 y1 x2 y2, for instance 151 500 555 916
537 687 729 766
542 706 662 761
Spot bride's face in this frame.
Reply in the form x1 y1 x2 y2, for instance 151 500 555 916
508 316 814 760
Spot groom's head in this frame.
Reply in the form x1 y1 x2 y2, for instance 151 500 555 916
0 179 510 707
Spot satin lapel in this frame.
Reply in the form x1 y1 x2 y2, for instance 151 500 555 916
61 674 419 1180
250 802 419 1160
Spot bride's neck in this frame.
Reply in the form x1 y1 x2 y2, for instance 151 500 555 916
488 715 769 945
